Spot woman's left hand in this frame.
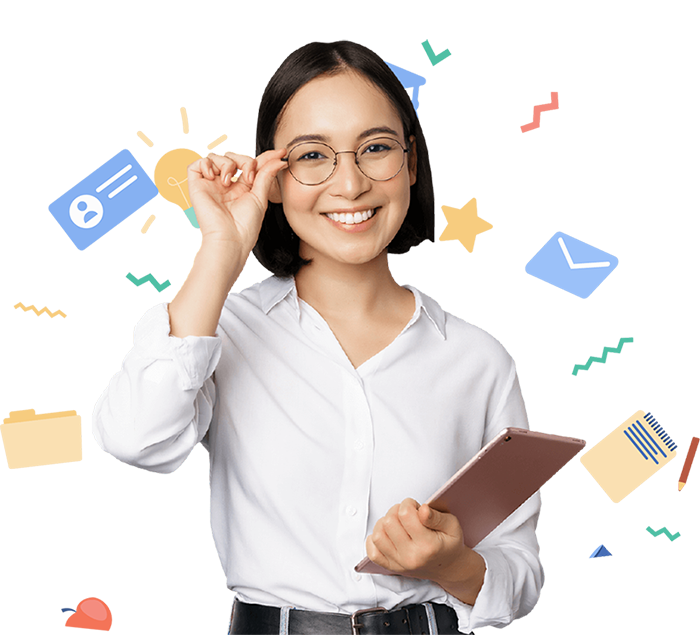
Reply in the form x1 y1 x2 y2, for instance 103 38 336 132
365 497 473 583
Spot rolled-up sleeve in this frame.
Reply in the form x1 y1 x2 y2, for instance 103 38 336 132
442 364 544 632
92 303 223 473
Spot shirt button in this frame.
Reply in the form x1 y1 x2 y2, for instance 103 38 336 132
346 506 357 516
353 440 364 450
354 573 362 582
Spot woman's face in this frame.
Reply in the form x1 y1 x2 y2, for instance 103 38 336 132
271 71 417 268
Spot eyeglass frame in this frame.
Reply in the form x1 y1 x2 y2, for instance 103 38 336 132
280 136 411 186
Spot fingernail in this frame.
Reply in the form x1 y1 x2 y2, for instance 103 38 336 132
223 173 230 185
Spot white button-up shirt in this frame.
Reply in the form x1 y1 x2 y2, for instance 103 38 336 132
93 274 543 633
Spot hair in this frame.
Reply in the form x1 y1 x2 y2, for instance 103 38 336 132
252 40 435 278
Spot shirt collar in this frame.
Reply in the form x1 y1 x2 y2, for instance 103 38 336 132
402 284 446 340
259 275 301 319
258 275 446 340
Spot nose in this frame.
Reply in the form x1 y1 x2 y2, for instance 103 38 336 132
327 151 371 199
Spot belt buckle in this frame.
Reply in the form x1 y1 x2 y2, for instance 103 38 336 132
350 607 387 635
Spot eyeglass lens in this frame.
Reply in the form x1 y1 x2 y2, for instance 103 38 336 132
286 138 405 185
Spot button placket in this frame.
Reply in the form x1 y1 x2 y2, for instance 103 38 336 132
334 375 374 587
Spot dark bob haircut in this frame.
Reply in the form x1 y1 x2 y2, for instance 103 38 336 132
252 40 435 278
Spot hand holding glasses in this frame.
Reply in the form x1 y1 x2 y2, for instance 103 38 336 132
282 137 410 186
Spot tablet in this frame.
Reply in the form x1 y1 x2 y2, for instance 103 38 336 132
355 427 586 575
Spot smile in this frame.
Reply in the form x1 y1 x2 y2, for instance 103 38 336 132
322 208 377 226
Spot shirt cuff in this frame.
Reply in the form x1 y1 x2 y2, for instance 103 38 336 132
441 548 514 632
133 303 223 391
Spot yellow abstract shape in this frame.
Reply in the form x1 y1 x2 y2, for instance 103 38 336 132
0 245 105 564
438 199 493 251
580 411 677 503
137 131 153 147
153 148 202 212
437 151 532 287
180 106 189 134
126 207 173 256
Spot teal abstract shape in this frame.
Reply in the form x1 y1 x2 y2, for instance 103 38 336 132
620 501 700 635
398 39 520 82
185 207 199 234
544 295 700 406
92 246 177 304
408 40 450 75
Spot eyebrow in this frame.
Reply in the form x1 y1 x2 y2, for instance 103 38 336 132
285 126 400 149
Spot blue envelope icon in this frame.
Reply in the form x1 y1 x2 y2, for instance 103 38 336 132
525 232 618 298
49 149 158 250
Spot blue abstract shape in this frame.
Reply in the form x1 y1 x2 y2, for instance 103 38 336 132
567 517 643 635
49 149 158 250
525 232 618 299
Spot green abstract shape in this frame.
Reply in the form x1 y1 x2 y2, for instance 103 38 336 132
185 207 199 234
92 246 177 304
399 39 520 82
620 501 700 635
544 295 700 406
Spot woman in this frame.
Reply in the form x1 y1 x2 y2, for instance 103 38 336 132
93 40 543 635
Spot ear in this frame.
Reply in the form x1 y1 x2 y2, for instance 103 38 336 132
268 172 283 204
407 135 417 186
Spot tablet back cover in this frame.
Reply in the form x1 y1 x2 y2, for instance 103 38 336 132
355 427 585 575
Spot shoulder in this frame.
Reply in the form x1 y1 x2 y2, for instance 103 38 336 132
411 285 514 373
222 275 292 317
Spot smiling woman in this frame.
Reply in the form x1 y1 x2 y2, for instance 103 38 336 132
254 41 434 280
92 40 543 635
266 70 420 320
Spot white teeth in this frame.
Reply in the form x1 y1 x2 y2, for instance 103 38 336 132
327 209 375 225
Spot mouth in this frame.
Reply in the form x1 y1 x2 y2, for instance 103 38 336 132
322 207 378 226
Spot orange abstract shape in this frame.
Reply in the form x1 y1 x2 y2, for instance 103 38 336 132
153 148 202 212
659 357 700 512
437 151 532 287
472 40 700 191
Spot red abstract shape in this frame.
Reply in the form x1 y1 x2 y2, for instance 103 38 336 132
65 597 112 631
472 40 700 191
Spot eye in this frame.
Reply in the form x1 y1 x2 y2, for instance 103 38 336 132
298 150 327 161
363 143 391 154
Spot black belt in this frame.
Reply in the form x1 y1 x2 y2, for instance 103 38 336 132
229 599 472 635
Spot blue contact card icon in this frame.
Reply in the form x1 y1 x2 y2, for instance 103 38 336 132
48 149 158 250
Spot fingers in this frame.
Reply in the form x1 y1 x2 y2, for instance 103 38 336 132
366 534 401 572
248 148 288 204
187 152 256 185
369 499 432 567
396 498 425 541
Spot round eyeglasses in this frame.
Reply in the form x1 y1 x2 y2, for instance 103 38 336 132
281 137 410 186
